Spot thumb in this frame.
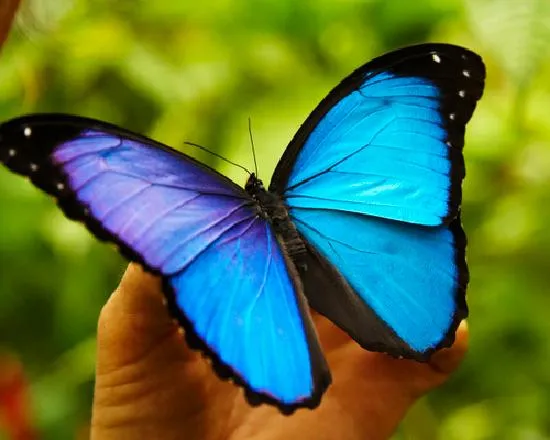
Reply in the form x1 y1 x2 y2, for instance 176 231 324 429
92 265 237 440
95 263 193 377
427 320 470 376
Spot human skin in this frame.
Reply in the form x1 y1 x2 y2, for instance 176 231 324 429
91 264 468 440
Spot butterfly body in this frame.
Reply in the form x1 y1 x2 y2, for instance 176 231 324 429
0 43 485 413
246 174 308 268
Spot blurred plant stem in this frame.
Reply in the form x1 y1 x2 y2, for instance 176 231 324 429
0 0 20 48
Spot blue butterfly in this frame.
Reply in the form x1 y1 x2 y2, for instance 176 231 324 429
0 43 485 413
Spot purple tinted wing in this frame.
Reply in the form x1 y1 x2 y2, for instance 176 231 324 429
0 114 329 412
1 116 249 274
51 132 250 274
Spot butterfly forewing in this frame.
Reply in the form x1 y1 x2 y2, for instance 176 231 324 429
0 114 330 412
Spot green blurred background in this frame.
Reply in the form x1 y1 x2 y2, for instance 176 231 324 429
0 0 549 438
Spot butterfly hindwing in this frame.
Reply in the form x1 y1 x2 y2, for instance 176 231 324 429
166 217 329 409
0 114 330 411
294 208 468 357
273 44 484 358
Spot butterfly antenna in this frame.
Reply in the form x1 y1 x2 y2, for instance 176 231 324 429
184 142 252 175
248 117 259 177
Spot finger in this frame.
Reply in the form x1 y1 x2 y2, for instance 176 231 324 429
93 264 241 440
427 320 469 376
310 311 351 352
271 320 469 440
371 320 470 399
96 263 195 376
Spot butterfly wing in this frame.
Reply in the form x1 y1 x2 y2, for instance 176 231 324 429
0 114 330 411
294 209 467 357
271 44 485 358
271 43 484 226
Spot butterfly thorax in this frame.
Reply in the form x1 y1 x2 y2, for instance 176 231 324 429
245 173 307 270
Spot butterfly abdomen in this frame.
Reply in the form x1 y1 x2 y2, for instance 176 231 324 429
245 174 307 269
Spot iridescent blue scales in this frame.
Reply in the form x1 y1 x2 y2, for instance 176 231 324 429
0 43 485 413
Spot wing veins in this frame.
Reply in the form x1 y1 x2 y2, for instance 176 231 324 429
365 143 446 157
53 138 122 165
286 193 446 208
157 203 253 270
124 194 202 244
292 216 377 255
100 183 153 222
174 216 257 277
287 107 450 194
245 221 272 316
326 169 448 187
294 214 457 291
292 98 365 177
293 167 449 190
287 114 396 191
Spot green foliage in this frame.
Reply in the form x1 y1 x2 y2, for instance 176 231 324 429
0 0 549 438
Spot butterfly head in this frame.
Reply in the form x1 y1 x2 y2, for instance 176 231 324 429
245 173 265 199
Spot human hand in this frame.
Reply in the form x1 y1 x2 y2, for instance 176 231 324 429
91 263 468 440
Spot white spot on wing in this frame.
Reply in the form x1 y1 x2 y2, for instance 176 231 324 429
432 53 441 63
449 113 456 121
8 149 16 157
30 163 38 172
462 69 471 78
458 90 465 98
23 127 32 137
56 182 65 190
